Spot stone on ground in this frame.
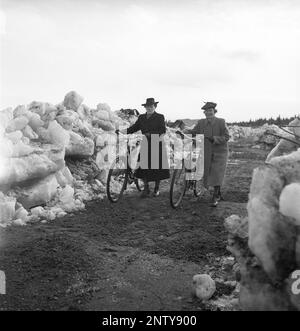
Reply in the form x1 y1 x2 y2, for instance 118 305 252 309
192 274 216 301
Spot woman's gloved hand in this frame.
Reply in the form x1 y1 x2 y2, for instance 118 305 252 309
205 136 214 143
116 129 127 135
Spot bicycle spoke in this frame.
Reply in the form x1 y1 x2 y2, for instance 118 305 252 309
170 168 186 208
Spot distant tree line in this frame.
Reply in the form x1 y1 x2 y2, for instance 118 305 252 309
166 115 298 128
228 115 297 127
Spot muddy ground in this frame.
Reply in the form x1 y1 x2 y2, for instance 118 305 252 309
0 141 268 311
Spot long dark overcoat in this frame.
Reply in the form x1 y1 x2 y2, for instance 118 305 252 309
189 117 229 187
127 112 170 182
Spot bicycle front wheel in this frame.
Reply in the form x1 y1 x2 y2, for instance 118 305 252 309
106 156 128 203
170 168 187 209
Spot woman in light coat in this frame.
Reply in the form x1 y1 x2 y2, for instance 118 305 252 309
180 102 230 206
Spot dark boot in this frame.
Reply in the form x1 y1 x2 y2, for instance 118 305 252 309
210 186 220 207
153 180 160 197
215 186 224 201
141 180 150 198
210 195 218 207
218 191 224 201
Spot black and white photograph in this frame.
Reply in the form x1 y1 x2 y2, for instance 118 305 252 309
0 0 300 314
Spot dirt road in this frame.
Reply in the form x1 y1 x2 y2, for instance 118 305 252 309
0 142 268 310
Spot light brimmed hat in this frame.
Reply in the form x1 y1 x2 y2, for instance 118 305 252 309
142 98 159 107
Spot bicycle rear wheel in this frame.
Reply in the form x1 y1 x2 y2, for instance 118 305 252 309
170 168 187 209
106 156 128 203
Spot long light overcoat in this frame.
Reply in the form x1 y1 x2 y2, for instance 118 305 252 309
189 117 230 187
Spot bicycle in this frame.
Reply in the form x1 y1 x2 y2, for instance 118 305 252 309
169 132 206 209
106 132 144 203
264 125 300 147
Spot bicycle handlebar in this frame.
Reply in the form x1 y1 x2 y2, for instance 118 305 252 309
172 130 203 141
264 131 300 146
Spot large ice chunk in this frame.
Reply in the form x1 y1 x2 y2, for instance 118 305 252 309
63 91 83 111
0 193 16 225
48 120 70 147
16 174 59 209
279 183 300 226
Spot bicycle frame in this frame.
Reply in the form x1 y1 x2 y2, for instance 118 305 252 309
115 132 141 184
106 133 143 202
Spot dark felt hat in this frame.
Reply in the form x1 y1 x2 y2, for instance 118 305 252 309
142 98 159 107
201 102 217 110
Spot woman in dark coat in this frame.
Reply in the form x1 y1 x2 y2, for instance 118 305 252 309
123 98 170 198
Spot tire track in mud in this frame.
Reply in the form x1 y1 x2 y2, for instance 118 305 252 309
0 143 268 310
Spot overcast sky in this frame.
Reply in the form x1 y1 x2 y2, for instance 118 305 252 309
0 0 299 122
